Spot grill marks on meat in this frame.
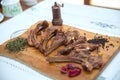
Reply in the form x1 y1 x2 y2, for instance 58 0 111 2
28 20 64 55
45 31 66 56
74 43 99 51
28 21 49 48
47 46 102 72
27 22 48 47
46 40 102 72
57 36 87 55
64 30 80 45
39 27 58 53
27 21 102 72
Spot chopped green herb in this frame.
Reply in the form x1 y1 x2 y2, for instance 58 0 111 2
5 37 28 53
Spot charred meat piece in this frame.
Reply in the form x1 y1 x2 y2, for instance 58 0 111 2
38 26 59 53
38 25 63 54
42 30 57 50
44 31 66 56
57 36 87 55
41 20 49 28
47 42 102 72
64 30 80 45
42 29 57 51
31 30 41 48
74 43 99 51
34 20 49 35
88 55 102 69
27 21 49 48
81 61 93 72
46 54 94 72
27 30 34 46
31 22 48 48
28 20 63 54
69 49 90 58
46 56 83 63
46 51 102 72
82 55 102 72
27 21 103 72
73 36 87 44
57 45 74 55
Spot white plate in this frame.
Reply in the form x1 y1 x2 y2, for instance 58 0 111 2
10 29 27 39
0 13 4 22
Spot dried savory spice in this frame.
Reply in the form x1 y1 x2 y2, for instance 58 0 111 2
109 43 114 47
5 37 28 53
117 41 119 43
83 33 86 36
87 36 109 48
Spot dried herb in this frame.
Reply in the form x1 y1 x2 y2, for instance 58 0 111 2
5 37 28 53
87 36 109 48
109 43 114 47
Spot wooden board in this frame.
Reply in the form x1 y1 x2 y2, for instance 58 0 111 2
0 21 120 80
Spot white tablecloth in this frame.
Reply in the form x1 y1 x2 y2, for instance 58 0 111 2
0 0 120 80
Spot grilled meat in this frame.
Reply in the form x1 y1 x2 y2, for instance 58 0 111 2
64 30 80 45
38 27 58 53
57 36 87 55
47 49 102 72
44 31 66 56
27 21 103 72
27 30 34 46
27 20 49 48
47 40 102 72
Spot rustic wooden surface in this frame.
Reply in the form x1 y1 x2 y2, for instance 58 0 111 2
0 21 120 80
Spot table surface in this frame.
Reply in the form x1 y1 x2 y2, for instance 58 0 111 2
0 0 120 80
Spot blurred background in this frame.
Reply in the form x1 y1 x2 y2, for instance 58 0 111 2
56 0 120 9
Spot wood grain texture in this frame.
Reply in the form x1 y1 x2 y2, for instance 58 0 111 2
0 21 120 80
